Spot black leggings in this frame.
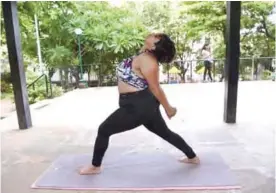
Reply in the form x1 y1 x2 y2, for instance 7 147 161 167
203 60 213 81
92 89 196 167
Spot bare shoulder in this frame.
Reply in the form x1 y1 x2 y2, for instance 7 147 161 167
137 52 158 70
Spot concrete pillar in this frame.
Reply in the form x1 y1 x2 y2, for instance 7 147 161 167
223 1 241 123
2 1 32 129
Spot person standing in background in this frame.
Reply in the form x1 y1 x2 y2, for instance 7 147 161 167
201 44 213 82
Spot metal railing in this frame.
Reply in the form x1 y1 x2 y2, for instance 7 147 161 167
27 73 52 98
170 56 275 83
41 56 275 87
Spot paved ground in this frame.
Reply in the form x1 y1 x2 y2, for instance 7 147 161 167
0 99 15 119
1 81 275 193
1 97 53 120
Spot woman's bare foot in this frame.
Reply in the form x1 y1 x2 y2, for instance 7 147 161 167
79 165 102 175
179 156 200 164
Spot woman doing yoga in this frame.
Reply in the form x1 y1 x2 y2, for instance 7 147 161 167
79 33 200 175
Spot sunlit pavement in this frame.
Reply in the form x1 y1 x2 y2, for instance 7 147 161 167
1 81 275 193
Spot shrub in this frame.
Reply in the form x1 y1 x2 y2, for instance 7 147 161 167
28 83 64 104
1 81 13 93
261 70 272 80
1 71 13 93
25 69 64 104
51 84 63 98
28 86 48 104
1 70 64 104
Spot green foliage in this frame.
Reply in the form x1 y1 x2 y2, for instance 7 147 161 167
181 1 275 58
180 2 226 36
1 71 11 83
28 86 47 104
1 92 13 100
27 67 64 102
1 72 13 94
1 1 275 85
1 73 63 104
70 2 148 84
28 83 63 104
1 81 13 93
195 63 204 73
180 1 275 76
262 70 273 80
45 46 73 68
51 84 63 97
0 69 64 104
25 70 48 103
135 1 172 32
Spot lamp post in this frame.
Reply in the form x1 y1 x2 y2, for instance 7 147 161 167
74 28 83 80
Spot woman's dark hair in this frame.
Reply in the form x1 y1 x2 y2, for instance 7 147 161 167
202 44 208 50
149 33 176 63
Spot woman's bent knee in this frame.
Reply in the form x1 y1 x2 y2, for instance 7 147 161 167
97 123 111 138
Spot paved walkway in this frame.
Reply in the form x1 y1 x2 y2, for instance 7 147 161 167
1 99 15 119
1 81 275 193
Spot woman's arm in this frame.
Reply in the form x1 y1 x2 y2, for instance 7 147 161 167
139 54 171 111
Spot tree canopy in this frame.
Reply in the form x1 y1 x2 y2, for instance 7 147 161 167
1 1 275 81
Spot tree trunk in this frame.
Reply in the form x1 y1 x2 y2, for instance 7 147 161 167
222 24 227 45
266 39 271 56
59 69 64 89
178 56 188 83
98 64 101 87
69 71 73 86
48 68 55 98
71 67 80 88
64 68 69 91
180 64 189 83
98 51 103 87
181 69 188 83
166 64 170 83
75 74 80 88
87 65 91 87
98 63 104 87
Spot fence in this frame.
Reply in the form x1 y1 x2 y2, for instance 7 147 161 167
169 57 276 83
27 56 275 94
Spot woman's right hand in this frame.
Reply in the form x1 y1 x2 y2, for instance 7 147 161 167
165 106 177 119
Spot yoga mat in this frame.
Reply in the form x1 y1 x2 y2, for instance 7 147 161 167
31 151 241 191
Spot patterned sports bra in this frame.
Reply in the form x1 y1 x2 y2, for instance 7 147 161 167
116 54 149 90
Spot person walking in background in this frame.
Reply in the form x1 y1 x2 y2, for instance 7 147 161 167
201 44 213 82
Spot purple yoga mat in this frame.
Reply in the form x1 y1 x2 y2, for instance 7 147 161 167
31 151 240 191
